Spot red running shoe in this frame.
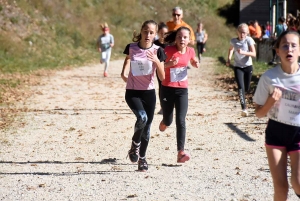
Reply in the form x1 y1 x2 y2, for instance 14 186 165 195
159 120 167 132
177 150 190 163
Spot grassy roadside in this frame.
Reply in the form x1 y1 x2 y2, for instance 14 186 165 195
0 69 57 129
0 0 237 73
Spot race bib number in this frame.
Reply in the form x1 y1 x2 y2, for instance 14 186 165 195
277 98 300 126
170 67 187 82
131 60 153 76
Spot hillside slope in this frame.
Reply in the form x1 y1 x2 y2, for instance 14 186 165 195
0 0 236 72
0 0 239 128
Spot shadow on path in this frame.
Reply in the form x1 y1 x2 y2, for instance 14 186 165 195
224 122 255 141
0 158 183 175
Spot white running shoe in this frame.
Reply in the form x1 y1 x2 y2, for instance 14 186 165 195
241 110 249 117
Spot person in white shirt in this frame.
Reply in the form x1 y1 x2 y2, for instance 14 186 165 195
254 30 300 200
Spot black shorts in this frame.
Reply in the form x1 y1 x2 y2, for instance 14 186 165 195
265 119 300 153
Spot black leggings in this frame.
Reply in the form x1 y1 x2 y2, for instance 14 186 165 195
125 89 156 157
156 71 162 107
271 39 277 61
160 86 188 151
196 42 206 55
233 66 253 110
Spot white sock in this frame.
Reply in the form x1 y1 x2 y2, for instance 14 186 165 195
133 141 140 146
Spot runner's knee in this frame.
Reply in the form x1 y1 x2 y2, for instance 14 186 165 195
136 110 148 129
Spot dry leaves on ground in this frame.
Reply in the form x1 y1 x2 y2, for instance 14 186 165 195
0 69 54 129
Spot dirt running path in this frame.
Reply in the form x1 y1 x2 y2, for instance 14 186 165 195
0 58 297 200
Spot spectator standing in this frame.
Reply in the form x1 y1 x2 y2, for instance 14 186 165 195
261 25 270 39
253 20 262 39
248 21 256 37
283 17 288 31
248 20 262 39
270 17 286 64
266 21 272 36
288 18 298 31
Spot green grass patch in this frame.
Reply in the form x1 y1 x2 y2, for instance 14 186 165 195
0 79 21 88
0 0 237 73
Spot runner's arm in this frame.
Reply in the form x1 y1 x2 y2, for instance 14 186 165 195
121 55 130 83
146 50 165 81
156 61 165 81
110 35 114 48
96 41 101 52
164 56 178 68
255 87 282 118
238 44 256 57
203 32 208 43
190 57 200 68
226 45 234 66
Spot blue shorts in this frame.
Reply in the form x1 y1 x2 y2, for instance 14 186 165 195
265 119 300 153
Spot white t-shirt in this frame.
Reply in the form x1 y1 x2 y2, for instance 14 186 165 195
253 64 300 126
196 30 206 43
230 36 255 67
97 34 114 51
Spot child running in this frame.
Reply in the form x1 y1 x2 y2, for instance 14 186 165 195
226 23 256 117
159 26 200 163
120 20 166 172
195 21 208 62
253 30 300 200
154 22 169 115
96 22 114 77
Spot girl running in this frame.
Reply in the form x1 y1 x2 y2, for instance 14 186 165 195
154 22 169 115
195 21 208 62
154 22 168 49
159 26 200 163
254 30 300 200
120 20 166 172
226 23 256 117
96 22 114 77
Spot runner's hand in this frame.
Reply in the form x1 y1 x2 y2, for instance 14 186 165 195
165 56 179 68
146 50 159 63
237 48 244 55
191 58 200 68
271 87 282 101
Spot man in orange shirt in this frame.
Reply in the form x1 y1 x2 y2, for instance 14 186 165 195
166 6 195 45
253 20 262 38
248 21 256 37
248 20 262 39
